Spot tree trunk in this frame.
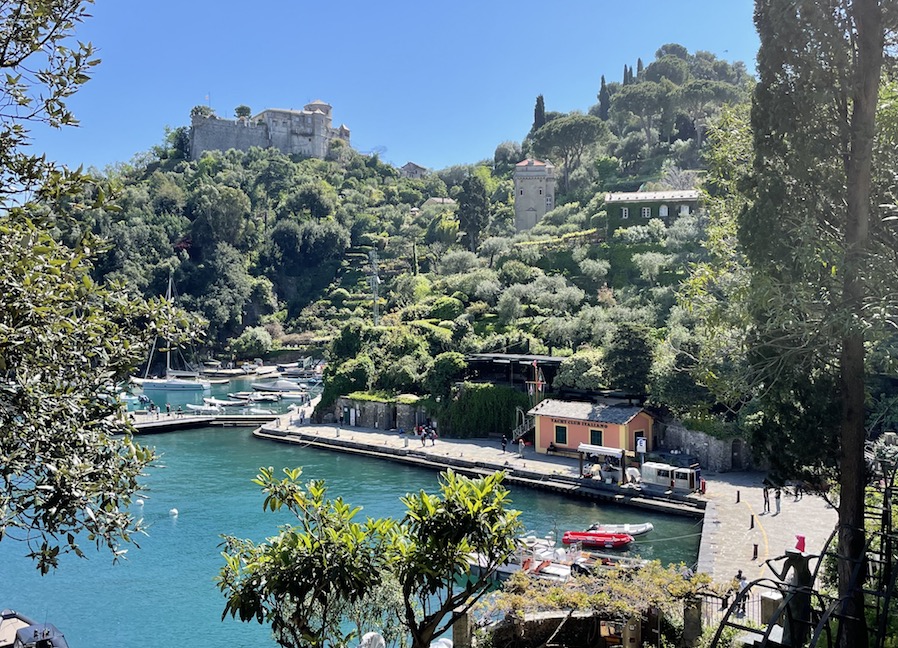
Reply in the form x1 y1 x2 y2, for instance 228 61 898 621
837 1 882 646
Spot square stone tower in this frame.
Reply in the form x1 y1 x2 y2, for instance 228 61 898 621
513 158 556 231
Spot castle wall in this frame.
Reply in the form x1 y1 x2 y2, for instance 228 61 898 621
189 103 351 160
189 117 269 159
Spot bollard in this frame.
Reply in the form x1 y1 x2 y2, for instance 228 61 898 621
404 437 408 448
736 490 741 503
750 515 754 530
752 543 758 560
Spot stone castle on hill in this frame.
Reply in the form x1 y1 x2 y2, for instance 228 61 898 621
189 100 351 160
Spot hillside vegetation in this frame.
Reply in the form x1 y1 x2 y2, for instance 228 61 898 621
60 43 896 441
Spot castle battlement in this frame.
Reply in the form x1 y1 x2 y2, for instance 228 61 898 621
189 100 351 160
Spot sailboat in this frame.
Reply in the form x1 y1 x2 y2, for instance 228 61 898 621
140 274 210 392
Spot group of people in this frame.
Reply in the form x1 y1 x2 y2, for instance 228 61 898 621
413 424 437 446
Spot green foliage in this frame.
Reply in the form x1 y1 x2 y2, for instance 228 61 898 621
0 216 204 572
457 174 490 251
438 382 530 438
220 468 521 648
428 296 464 321
234 104 251 119
424 352 467 398
605 323 654 394
229 326 273 358
555 349 607 390
483 560 711 631
218 467 397 648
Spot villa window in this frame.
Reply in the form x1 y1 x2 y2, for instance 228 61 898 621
621 207 629 219
590 429 603 446
641 207 651 218
520 189 524 196
659 204 668 218
554 425 568 445
680 204 690 215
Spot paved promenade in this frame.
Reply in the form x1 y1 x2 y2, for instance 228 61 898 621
257 400 839 585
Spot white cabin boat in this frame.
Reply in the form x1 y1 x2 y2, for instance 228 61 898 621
251 379 304 392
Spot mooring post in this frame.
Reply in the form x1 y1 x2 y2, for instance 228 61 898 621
752 544 759 561
736 490 741 503
750 515 755 530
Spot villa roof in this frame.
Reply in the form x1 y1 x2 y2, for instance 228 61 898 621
605 190 700 203
515 158 553 168
527 398 644 425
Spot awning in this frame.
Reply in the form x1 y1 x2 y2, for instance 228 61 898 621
577 443 623 459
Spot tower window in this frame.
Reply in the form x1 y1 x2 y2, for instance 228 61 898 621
641 207 651 218
621 207 629 219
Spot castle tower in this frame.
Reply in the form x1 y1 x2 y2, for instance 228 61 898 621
513 159 556 231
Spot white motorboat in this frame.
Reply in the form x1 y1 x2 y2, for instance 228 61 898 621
204 397 248 407
185 403 220 414
585 522 654 536
251 379 304 392
228 391 281 402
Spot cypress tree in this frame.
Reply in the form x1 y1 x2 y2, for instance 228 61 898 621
636 57 644 78
598 75 610 121
532 94 546 132
622 63 629 85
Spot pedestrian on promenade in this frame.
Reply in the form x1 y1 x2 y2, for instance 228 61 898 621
501 435 508 453
762 486 770 514
429 430 437 446
421 430 427 447
774 488 782 516
737 572 748 615
166 403 171 416
176 405 182 418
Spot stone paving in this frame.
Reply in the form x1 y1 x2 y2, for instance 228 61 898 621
697 471 838 583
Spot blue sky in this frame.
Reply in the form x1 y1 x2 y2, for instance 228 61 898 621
30 0 759 173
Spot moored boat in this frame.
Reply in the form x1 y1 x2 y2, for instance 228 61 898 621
251 379 304 392
562 530 634 549
185 403 221 414
586 522 654 536
141 376 211 391
204 397 248 407
1 609 69 648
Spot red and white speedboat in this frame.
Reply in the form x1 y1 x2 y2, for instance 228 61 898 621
562 530 634 549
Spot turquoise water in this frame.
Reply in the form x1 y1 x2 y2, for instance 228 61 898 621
0 425 702 647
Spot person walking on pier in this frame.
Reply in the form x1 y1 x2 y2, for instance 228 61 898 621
774 488 782 516
501 435 508 453
762 486 770 514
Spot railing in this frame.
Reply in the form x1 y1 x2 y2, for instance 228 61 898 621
511 416 534 442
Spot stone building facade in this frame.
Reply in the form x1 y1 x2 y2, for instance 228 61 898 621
189 100 350 160
513 158 556 231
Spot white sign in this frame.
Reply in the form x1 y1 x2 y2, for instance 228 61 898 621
636 437 647 454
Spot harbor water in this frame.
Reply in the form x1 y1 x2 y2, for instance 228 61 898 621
1 403 702 647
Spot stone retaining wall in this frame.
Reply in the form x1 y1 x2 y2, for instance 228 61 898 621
659 421 756 473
